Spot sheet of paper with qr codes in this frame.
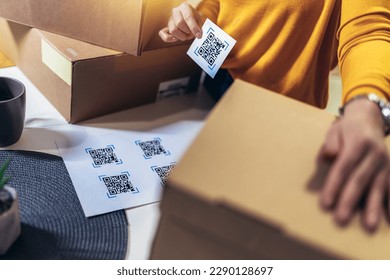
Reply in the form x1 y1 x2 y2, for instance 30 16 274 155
55 124 202 217
187 18 236 78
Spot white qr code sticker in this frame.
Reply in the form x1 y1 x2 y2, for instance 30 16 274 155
187 18 236 78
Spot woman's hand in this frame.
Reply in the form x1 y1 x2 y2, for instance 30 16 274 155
159 2 205 43
319 97 390 232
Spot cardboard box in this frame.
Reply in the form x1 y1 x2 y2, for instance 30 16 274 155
151 79 390 260
0 0 192 55
0 20 201 123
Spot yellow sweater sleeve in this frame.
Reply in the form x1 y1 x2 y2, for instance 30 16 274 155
338 0 390 103
195 0 220 23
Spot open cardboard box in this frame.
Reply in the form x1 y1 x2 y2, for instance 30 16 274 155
0 20 201 123
151 79 390 259
0 0 197 55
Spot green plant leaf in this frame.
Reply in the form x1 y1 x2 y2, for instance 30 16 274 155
0 158 11 189
0 176 10 189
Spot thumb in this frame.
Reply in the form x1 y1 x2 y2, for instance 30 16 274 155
319 120 341 161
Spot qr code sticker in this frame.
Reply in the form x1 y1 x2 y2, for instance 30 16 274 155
86 145 123 168
99 172 139 197
187 19 236 78
135 137 170 159
197 32 226 66
151 163 176 186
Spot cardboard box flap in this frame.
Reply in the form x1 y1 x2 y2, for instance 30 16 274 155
38 30 121 62
0 0 143 54
168 79 390 259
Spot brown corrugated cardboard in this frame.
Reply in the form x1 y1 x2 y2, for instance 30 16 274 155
0 20 201 123
151 79 390 260
0 50 13 67
0 0 191 55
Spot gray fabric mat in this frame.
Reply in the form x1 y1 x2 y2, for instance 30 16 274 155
0 150 128 260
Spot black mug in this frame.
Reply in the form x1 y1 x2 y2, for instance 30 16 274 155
0 77 26 147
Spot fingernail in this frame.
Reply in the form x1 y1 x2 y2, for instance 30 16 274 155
195 32 202 39
321 195 332 209
367 210 379 229
337 208 350 224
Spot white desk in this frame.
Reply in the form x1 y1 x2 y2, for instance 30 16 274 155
0 66 215 259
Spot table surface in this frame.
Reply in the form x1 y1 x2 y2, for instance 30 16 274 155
0 66 216 260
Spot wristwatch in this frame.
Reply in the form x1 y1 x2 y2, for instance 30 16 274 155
339 93 390 136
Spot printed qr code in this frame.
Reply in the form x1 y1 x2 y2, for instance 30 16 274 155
197 32 226 66
87 146 121 167
136 138 169 159
101 173 137 196
152 163 176 186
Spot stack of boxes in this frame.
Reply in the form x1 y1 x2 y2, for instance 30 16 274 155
0 0 202 123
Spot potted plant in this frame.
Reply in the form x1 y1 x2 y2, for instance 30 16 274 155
0 158 21 254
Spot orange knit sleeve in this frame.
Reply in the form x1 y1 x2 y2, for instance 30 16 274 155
195 0 220 23
338 0 390 104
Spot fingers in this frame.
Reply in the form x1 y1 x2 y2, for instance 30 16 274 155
320 129 389 231
172 3 202 39
159 27 178 43
320 141 367 210
362 169 387 231
168 19 191 41
159 2 203 43
318 120 341 161
333 145 384 226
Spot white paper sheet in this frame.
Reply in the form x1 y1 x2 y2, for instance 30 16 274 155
55 122 202 217
187 18 236 78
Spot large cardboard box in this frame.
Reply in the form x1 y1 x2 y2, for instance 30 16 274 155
0 0 191 55
151 79 390 260
0 20 201 123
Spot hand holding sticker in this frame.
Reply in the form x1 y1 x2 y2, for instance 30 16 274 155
187 19 236 78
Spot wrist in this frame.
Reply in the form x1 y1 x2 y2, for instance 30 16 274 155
339 93 390 135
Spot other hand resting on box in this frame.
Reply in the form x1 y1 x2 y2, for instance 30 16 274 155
319 97 390 232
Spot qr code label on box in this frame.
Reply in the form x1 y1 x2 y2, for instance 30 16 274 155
187 18 236 78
